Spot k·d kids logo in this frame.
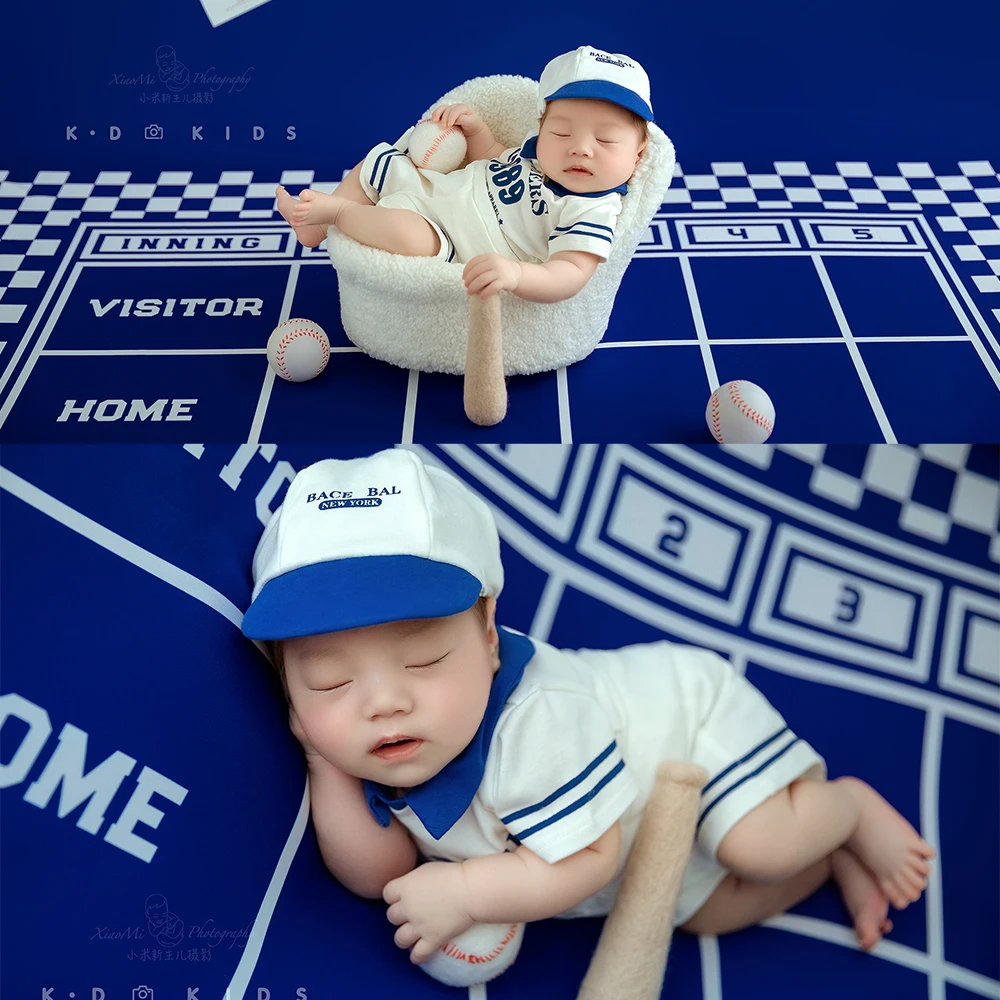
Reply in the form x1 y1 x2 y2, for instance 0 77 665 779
66 124 297 142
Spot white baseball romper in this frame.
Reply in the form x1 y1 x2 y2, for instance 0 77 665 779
364 627 826 927
357 129 624 265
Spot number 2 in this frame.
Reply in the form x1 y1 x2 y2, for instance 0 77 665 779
657 514 688 557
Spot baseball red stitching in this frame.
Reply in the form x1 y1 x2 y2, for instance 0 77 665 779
728 380 773 434
710 393 723 442
273 321 328 378
438 923 519 965
419 122 460 168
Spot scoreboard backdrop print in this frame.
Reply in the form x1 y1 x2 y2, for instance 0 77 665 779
1 160 1000 443
1 443 997 1000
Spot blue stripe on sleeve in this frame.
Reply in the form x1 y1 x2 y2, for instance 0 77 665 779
441 227 455 262
515 759 627 842
696 736 801 833
702 727 789 795
551 221 614 235
500 740 618 825
370 148 402 192
549 221 614 245
549 231 613 246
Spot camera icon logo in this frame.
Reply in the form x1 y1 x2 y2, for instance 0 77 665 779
132 987 154 1000
144 124 164 140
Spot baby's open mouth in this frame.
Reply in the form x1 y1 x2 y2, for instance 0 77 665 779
372 738 423 761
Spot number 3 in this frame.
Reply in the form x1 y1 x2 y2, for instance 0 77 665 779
836 585 861 623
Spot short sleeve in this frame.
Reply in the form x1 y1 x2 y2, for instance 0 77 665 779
546 195 622 262
485 689 639 864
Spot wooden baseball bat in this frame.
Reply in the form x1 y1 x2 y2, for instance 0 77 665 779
576 761 708 1000
463 293 507 426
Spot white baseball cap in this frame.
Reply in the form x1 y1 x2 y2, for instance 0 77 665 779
241 449 504 640
539 45 654 122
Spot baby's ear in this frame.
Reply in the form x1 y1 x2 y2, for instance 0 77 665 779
483 596 501 671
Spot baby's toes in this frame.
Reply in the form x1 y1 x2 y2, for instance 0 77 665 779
916 839 936 859
904 857 931 883
299 188 316 203
856 918 880 952
901 869 928 900
881 877 911 910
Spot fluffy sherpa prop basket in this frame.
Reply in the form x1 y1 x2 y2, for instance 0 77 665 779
324 73 676 377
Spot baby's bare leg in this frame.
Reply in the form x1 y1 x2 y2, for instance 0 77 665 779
280 159 440 257
274 161 373 249
329 201 441 257
716 777 934 910
682 848 894 952
681 857 831 937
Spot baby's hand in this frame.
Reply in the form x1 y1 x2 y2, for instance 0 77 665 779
383 861 475 964
463 253 521 299
430 103 485 138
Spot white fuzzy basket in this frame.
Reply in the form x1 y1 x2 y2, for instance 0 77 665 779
325 74 676 376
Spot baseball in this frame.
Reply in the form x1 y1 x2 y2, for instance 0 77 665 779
706 380 775 443
419 921 524 988
408 119 467 173
266 318 330 383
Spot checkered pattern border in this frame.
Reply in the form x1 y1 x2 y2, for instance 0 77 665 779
1 161 998 329
667 160 1000 303
720 443 1000 565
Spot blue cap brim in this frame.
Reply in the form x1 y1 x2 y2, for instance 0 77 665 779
544 80 654 122
241 554 483 640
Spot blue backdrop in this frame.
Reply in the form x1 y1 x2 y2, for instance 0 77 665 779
2 443 998 1000
1 1 999 442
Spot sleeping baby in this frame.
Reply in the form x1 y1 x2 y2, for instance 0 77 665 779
241 449 936 968
274 46 653 303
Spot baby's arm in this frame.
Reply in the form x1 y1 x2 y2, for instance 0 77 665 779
514 250 601 303
465 249 601 303
430 104 506 163
306 754 418 900
289 705 417 898
460 821 622 923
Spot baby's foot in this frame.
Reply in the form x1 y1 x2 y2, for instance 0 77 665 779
292 188 344 226
831 847 893 951
839 777 935 910
274 185 328 248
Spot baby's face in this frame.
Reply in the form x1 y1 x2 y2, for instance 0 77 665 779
282 601 499 790
535 98 647 194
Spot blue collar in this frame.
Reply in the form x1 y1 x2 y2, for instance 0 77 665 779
520 134 628 198
363 627 535 839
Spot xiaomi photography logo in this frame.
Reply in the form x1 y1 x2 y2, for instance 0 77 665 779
74 44 294 140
